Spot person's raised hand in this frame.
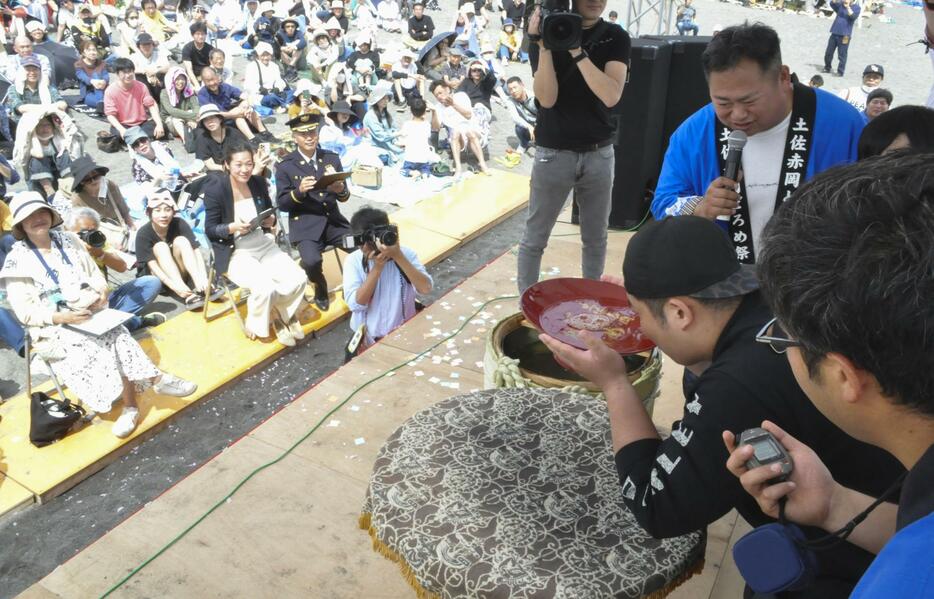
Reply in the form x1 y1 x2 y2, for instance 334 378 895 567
153 123 165 139
376 238 402 260
695 176 739 219
527 5 541 37
723 420 836 527
299 176 317 193
327 179 345 194
539 330 628 390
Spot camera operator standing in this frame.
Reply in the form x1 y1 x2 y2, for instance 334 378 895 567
342 207 432 358
516 0 630 293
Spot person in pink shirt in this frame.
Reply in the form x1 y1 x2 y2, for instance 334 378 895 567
104 57 166 143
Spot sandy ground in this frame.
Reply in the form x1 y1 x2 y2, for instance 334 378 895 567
1 0 931 595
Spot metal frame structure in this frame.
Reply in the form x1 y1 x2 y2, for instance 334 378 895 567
625 0 677 36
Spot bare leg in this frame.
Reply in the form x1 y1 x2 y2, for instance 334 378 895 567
153 241 194 297
451 134 463 175
234 116 255 139
247 111 267 133
467 131 489 173
173 237 209 292
172 118 187 139
121 376 138 409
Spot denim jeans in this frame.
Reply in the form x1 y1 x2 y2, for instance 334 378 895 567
498 45 529 62
108 275 162 331
677 21 699 35
517 144 615 293
515 125 532 150
260 88 295 109
824 33 849 75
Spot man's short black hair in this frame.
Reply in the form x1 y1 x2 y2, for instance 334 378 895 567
809 74 824 87
758 152 934 416
141 0 156 8
866 87 893 106
409 97 427 118
112 57 135 74
429 80 448 94
505 75 523 86
351 206 390 235
701 22 782 78
608 10 618 17
857 105 934 159
190 21 207 34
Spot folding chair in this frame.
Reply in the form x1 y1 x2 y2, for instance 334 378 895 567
202 249 251 337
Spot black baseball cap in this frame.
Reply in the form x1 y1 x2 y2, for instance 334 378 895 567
623 216 759 299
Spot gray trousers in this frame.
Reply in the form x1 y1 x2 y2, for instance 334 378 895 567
517 145 616 293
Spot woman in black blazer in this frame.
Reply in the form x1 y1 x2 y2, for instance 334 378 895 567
204 143 308 346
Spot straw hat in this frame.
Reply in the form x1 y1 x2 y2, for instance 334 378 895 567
255 41 274 56
197 103 222 122
324 16 342 30
8 191 63 240
259 1 274 13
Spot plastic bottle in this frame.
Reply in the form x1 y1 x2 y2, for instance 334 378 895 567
164 167 180 192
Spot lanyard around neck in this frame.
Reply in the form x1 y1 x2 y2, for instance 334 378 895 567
26 234 72 287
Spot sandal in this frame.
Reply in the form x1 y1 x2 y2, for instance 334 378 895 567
184 293 205 311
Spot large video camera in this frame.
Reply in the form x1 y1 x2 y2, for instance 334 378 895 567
342 224 399 252
531 0 583 51
77 228 107 249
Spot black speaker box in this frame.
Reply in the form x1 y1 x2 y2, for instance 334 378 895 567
643 35 713 159
606 38 672 229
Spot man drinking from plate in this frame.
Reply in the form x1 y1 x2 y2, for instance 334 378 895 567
539 215 901 598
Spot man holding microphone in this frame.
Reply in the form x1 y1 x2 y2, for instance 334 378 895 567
515 0 630 293
651 24 862 264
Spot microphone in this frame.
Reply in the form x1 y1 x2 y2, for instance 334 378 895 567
717 130 747 229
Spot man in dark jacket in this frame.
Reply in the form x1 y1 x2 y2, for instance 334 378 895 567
541 216 904 598
275 113 351 312
823 0 860 76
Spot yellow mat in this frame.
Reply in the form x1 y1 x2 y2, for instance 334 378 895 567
0 169 529 516
0 473 33 515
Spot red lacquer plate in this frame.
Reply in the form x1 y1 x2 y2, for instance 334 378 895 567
521 278 656 355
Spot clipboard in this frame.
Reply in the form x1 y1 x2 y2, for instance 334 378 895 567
312 171 353 190
63 308 135 337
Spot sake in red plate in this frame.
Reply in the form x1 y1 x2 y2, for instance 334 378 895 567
520 277 656 355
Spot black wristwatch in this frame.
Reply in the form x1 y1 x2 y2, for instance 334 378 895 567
528 33 541 43
573 49 588 64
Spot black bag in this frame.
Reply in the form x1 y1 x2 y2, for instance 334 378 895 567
96 130 124 153
29 392 86 447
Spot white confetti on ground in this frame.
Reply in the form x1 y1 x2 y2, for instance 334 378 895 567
428 377 441 384
354 438 366 445
350 406 360 412
328 420 341 427
414 371 424 377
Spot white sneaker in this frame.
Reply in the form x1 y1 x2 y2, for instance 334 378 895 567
288 317 305 341
112 406 139 438
154 373 198 397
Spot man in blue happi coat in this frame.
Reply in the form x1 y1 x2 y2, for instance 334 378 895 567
651 23 863 265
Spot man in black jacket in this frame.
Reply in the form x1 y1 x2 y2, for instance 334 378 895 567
407 1 434 42
541 216 904 598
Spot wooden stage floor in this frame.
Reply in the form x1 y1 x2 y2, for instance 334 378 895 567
22 215 748 599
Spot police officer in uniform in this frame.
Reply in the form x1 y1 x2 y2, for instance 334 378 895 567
276 113 351 311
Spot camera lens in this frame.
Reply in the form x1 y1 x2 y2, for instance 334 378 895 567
379 229 398 247
81 229 107 249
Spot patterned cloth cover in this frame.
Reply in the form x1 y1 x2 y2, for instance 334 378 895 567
361 387 706 599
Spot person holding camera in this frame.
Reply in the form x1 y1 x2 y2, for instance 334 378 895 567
724 152 934 598
343 207 432 355
515 0 631 293
65 206 165 331
275 112 352 313
539 215 903 597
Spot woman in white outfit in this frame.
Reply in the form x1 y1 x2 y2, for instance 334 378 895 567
0 192 198 438
203 143 308 346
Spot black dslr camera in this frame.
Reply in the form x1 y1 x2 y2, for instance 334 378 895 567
78 228 107 249
532 0 582 51
342 224 399 252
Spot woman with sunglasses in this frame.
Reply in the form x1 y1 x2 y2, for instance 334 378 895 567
64 156 136 252
204 143 307 346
